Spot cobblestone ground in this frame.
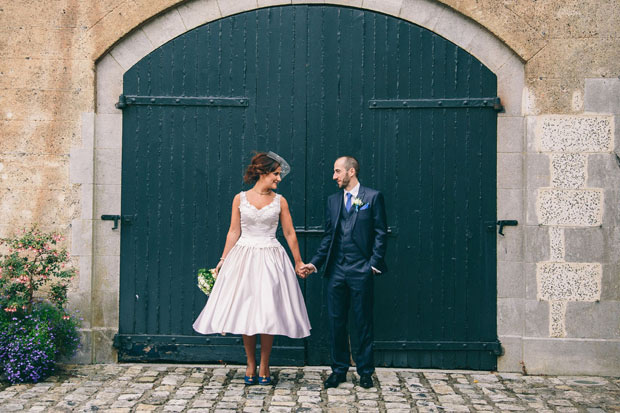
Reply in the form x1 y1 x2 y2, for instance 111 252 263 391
0 364 618 412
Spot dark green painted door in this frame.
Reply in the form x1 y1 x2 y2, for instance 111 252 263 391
116 5 500 369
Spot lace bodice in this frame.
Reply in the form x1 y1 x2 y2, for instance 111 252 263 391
236 191 281 247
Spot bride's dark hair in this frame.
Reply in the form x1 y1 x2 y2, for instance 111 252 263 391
244 152 281 183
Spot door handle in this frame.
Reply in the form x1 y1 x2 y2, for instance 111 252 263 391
486 220 518 236
101 215 136 230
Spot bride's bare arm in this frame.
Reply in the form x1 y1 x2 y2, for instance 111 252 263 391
279 196 303 267
216 194 242 273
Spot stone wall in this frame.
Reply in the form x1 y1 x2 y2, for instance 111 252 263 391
0 0 618 375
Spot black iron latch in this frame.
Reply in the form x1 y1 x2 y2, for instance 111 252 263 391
487 220 518 236
101 214 135 230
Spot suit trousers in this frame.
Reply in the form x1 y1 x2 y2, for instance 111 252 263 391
326 262 375 375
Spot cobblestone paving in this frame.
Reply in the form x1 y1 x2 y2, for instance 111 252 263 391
0 364 618 412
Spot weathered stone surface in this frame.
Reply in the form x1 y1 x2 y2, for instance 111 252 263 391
585 78 620 114
537 189 603 226
537 262 602 301
536 115 613 153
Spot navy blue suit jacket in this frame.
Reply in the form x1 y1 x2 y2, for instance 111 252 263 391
310 185 388 276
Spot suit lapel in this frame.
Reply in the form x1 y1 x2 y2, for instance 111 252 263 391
332 192 344 229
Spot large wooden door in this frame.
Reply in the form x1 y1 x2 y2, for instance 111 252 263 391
115 5 501 370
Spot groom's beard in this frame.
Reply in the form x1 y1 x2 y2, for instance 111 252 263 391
337 175 350 189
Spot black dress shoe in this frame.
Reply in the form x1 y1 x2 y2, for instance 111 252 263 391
324 372 347 388
359 374 374 388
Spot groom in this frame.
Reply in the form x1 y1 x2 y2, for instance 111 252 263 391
301 156 387 389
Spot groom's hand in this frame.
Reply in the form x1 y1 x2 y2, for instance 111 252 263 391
300 263 317 276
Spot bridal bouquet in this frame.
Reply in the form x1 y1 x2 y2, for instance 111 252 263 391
197 268 217 296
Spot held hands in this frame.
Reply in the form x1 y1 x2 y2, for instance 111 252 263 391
295 262 316 279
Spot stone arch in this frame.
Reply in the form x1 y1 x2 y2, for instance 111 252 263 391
76 0 526 364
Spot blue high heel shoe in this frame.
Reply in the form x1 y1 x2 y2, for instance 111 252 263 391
258 375 272 385
244 375 258 385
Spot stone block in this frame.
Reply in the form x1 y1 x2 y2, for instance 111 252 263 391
497 188 523 222
321 0 362 7
432 6 479 50
549 300 566 337
601 263 620 301
584 78 620 114
565 301 620 339
497 54 525 117
93 255 121 292
525 116 538 152
522 337 620 376
93 328 118 363
497 226 523 262
497 117 524 153
93 288 119 328
587 153 620 188
497 336 523 373
70 148 94 185
537 189 602 226
497 261 525 299
95 148 122 185
466 26 515 73
550 153 586 189
497 298 524 336
399 0 445 30
142 9 187 49
81 183 94 221
526 189 539 227
96 53 124 115
523 225 549 263
603 189 620 228
362 0 403 17
536 115 613 153
524 263 538 300
219 0 259 17
94 219 121 256
95 113 122 149
67 329 93 364
524 299 549 337
525 153 549 189
109 29 154 72
563 227 605 262
94 184 122 218
81 112 96 150
537 262 602 301
548 226 564 262
178 0 222 31
498 153 523 189
72 219 93 257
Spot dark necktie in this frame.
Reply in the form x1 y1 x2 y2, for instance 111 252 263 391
345 192 352 212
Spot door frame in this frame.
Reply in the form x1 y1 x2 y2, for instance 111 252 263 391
72 0 525 365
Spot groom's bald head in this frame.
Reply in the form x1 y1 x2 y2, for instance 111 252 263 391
337 156 360 177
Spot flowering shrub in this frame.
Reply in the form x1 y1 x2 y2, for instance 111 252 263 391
0 227 80 384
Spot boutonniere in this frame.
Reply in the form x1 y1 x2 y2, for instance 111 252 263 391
352 197 369 212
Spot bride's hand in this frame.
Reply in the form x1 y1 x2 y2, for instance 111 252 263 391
215 259 224 275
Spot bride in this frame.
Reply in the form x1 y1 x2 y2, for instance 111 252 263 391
192 152 311 385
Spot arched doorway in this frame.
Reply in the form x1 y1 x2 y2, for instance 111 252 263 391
114 5 501 369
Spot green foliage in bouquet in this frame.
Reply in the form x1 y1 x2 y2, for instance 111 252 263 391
197 268 217 296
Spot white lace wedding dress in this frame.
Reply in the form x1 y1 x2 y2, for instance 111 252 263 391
193 191 311 338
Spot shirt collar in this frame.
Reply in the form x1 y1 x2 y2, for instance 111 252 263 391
345 182 360 199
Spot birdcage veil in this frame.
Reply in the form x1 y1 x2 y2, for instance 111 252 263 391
266 151 290 178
